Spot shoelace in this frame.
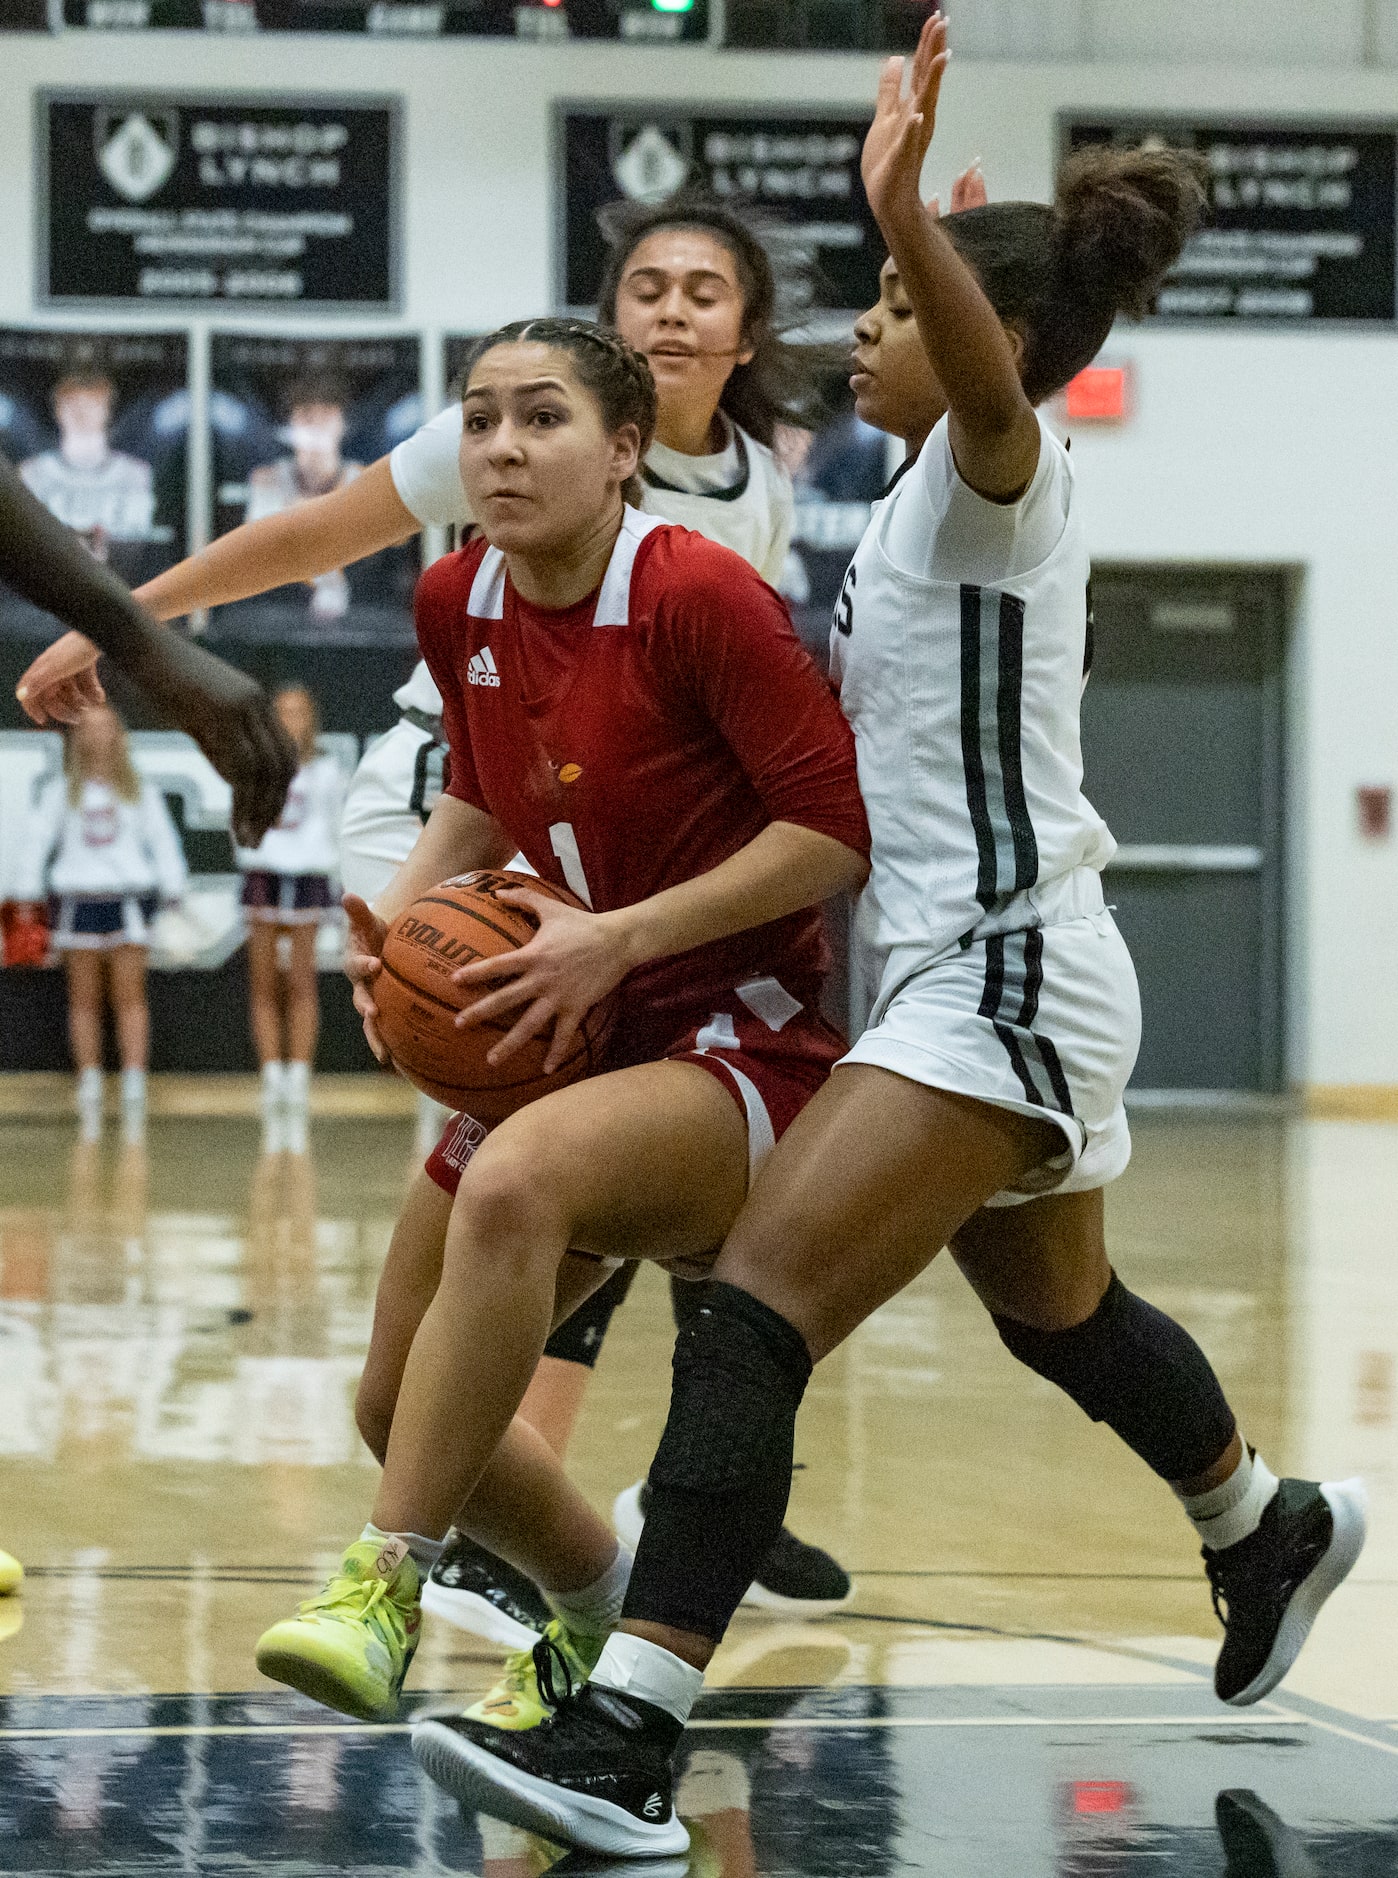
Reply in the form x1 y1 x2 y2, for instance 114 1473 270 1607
532 1631 579 1710
300 1573 405 1645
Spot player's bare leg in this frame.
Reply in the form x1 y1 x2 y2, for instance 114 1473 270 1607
372 1060 747 1540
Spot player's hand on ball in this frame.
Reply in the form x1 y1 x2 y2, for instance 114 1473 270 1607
343 894 394 1067
452 887 631 1075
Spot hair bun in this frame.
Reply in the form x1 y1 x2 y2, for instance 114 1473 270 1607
1055 144 1208 317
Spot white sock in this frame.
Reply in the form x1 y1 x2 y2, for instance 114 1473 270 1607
120 1067 146 1107
1177 1445 1279 1552
362 1522 443 1575
546 1546 633 1638
260 1061 288 1105
285 1060 311 1106
591 1631 705 1725
77 1066 103 1107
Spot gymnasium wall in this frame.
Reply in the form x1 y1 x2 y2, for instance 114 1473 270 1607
1 26 1396 1089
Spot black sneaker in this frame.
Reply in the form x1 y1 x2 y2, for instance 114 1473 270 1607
1205 1477 1366 1706
612 1482 854 1616
422 1531 553 1651
1216 1789 1314 1876
413 1682 688 1856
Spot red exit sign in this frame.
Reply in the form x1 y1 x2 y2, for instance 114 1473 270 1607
1065 364 1131 422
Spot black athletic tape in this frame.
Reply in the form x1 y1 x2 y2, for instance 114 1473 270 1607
648 1281 812 1496
992 1272 1237 1483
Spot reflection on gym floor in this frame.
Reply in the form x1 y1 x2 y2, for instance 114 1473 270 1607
1 1108 1395 1873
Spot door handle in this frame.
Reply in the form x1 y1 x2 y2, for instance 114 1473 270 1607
1107 845 1264 873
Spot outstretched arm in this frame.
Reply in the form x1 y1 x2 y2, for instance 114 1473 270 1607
0 450 295 845
861 16 1039 500
15 455 420 725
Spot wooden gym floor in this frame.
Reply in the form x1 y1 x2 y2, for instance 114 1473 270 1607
0 1086 1394 1873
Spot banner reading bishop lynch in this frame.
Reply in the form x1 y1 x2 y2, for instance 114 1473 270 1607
37 92 400 311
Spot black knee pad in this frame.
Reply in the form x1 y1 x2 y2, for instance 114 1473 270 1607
649 1281 812 1495
626 1283 813 1641
543 1262 638 1369
992 1272 1236 1483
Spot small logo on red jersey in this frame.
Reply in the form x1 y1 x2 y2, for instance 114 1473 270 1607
467 647 501 688
558 763 582 785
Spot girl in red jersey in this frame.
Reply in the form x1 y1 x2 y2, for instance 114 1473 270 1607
255 319 869 1725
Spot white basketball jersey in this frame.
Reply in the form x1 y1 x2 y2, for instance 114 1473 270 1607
831 416 1115 962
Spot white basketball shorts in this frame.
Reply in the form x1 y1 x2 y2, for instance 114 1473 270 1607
842 887 1141 1208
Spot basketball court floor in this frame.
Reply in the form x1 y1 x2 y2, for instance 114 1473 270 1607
1 1085 1394 1874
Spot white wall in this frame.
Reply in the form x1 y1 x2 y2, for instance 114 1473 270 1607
2 31 1398 1085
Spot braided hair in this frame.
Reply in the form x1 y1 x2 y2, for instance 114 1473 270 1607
462 318 659 506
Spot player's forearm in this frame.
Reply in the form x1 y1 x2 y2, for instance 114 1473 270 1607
135 458 418 620
0 452 169 664
878 196 1035 460
607 821 868 973
371 795 515 927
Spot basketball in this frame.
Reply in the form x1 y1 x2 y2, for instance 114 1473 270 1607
374 869 617 1123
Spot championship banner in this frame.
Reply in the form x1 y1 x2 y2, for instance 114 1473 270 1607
0 328 188 637
38 93 400 311
56 0 706 33
558 106 880 330
208 333 422 646
1064 117 1398 324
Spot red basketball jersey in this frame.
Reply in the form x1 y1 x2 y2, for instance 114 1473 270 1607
414 509 869 1038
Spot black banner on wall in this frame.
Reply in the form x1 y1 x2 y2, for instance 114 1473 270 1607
38 93 400 311
1064 117 1398 323
725 0 928 50
56 0 706 32
208 333 422 645
0 329 188 637
558 106 879 325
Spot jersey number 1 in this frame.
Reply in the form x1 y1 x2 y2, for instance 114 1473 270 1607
549 822 595 909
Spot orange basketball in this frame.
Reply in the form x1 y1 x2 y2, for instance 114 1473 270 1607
375 869 617 1124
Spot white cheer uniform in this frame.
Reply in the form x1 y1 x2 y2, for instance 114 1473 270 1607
18 776 187 950
338 401 795 901
832 413 1140 1204
235 753 345 923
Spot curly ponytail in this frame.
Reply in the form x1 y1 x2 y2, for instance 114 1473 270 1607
943 145 1207 404
462 318 659 506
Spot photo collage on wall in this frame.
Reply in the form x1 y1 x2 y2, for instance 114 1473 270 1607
207 334 423 646
0 328 188 635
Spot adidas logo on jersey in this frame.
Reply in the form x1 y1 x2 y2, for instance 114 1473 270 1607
468 647 501 688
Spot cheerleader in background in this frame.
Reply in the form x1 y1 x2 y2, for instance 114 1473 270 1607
14 704 186 1140
235 685 345 1118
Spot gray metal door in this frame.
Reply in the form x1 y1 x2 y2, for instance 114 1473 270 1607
1080 567 1287 1094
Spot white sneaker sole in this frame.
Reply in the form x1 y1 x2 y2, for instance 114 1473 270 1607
1225 1477 1368 1707
740 1579 856 1616
412 1719 690 1858
421 1579 543 1652
613 1482 854 1617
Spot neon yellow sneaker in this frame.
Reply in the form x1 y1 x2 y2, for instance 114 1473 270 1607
255 1537 421 1721
0 1549 22 1596
464 1618 606 1731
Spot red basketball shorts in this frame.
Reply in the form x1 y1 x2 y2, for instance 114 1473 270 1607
424 978 845 1200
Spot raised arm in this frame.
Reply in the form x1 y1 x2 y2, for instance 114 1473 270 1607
14 456 421 727
0 451 295 844
861 16 1039 500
